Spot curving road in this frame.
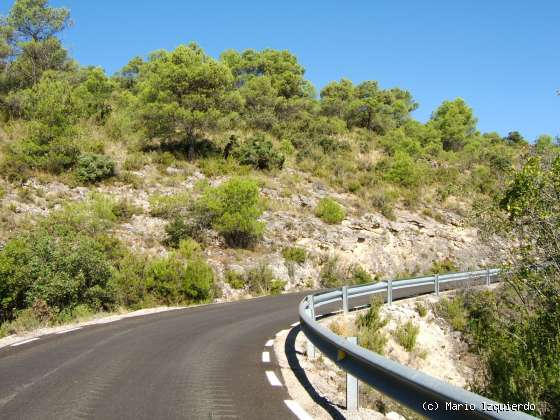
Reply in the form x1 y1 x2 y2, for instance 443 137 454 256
0 293 308 420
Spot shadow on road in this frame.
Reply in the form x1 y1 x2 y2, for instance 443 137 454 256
284 326 345 420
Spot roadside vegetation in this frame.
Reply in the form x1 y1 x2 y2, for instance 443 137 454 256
0 3 558 417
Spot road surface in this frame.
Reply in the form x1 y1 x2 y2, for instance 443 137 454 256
0 280 469 420
0 293 307 420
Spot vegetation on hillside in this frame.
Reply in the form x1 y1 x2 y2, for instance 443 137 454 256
0 3 558 416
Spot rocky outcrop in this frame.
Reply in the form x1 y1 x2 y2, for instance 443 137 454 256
0 165 496 293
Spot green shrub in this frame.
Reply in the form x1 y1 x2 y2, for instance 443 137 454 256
182 258 214 301
123 152 150 170
357 296 388 354
197 157 251 178
245 264 285 295
415 301 428 317
149 193 191 219
110 253 150 308
319 255 344 287
5 134 80 177
0 308 42 337
351 265 373 284
75 153 115 183
112 198 142 221
377 150 426 188
429 258 458 274
436 296 467 331
319 257 373 287
357 296 388 330
145 240 214 304
315 197 346 224
200 177 265 248
0 229 114 319
225 270 245 289
164 217 191 248
233 133 285 170
0 186 6 200
368 186 398 220
394 321 420 352
117 171 144 189
282 247 307 264
360 324 389 355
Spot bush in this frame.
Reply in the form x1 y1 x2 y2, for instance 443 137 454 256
0 229 114 319
233 133 285 170
429 258 458 274
368 186 398 220
415 301 428 317
319 256 374 287
315 197 346 224
4 133 80 177
225 270 245 290
149 193 191 219
357 296 388 354
201 177 265 248
394 321 420 352
436 296 467 331
110 253 149 308
123 152 150 170
245 264 285 295
351 265 373 284
145 240 214 304
282 246 306 264
164 217 191 248
377 150 426 188
112 198 142 222
75 153 115 183
319 255 344 287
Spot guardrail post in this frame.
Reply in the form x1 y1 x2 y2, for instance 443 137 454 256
307 296 316 360
387 279 393 305
342 286 349 314
346 336 358 411
486 268 490 286
435 274 439 296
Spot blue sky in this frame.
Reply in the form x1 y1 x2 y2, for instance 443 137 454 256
2 0 558 140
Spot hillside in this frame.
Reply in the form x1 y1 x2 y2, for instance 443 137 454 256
1 1 559 418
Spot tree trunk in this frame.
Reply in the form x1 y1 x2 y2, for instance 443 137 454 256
186 132 195 161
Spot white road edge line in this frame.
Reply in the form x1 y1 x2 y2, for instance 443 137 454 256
265 371 282 387
265 339 274 347
55 327 82 334
291 321 299 327
262 351 270 363
10 338 39 347
284 400 313 420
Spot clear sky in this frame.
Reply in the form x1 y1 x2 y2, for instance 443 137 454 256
2 0 558 140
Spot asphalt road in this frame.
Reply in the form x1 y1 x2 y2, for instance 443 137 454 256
0 292 309 420
0 278 484 420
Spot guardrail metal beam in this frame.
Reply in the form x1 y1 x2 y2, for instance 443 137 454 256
298 269 536 420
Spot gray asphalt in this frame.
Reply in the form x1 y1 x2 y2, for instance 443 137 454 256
0 279 477 420
0 292 308 420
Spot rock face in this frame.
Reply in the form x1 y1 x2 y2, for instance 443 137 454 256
0 165 497 293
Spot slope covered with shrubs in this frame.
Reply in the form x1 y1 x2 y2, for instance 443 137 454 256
0 3 558 416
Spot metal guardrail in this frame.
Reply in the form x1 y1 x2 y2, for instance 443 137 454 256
298 269 537 419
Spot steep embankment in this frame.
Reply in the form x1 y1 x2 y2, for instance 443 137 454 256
0 162 495 301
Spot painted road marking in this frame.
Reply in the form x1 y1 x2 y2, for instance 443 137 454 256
291 322 299 327
284 400 313 420
55 327 82 334
262 351 270 363
265 371 282 387
11 338 39 347
265 339 274 347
